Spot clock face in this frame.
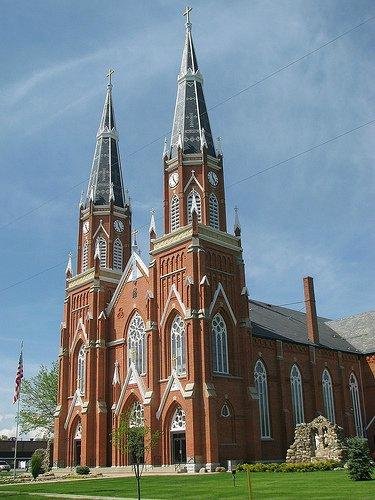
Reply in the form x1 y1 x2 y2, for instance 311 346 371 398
208 170 219 187
169 172 179 188
82 221 90 234
114 219 124 233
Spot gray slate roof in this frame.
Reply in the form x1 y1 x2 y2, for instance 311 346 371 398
85 84 127 208
327 312 375 355
169 23 215 158
249 300 370 354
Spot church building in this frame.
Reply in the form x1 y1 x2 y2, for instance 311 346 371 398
53 10 375 470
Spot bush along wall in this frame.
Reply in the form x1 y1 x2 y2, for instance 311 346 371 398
238 460 342 473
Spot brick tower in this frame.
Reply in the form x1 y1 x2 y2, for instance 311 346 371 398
53 74 131 467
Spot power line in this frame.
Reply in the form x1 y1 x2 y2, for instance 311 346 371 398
0 117 373 294
228 118 375 188
1 14 373 230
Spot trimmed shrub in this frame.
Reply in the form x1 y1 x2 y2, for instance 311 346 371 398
346 437 373 481
239 459 341 473
75 465 90 475
30 451 44 480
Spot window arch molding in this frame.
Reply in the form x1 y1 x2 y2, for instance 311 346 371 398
211 312 229 374
290 364 305 425
127 311 147 375
254 359 271 438
349 372 363 437
322 368 335 424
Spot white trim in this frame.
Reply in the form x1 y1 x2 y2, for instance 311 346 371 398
208 283 237 325
156 370 194 420
200 275 210 286
366 415 375 431
160 284 187 326
183 171 204 193
70 318 88 354
106 251 149 315
64 389 83 430
93 219 109 239
115 362 152 414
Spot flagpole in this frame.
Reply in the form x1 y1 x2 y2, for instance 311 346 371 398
13 340 23 481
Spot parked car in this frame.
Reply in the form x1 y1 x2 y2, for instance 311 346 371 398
0 460 11 471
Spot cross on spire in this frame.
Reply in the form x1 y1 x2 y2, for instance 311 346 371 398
183 5 192 29
106 68 114 86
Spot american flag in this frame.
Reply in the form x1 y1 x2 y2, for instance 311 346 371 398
13 349 23 404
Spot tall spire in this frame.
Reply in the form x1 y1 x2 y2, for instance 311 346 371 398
169 7 215 158
85 70 127 208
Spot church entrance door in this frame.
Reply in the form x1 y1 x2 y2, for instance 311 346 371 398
172 432 186 464
73 422 82 466
74 440 81 466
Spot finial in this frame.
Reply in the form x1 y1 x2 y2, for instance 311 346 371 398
149 209 156 236
132 229 139 254
112 360 120 386
177 129 183 149
190 192 199 216
89 185 94 202
94 239 101 261
234 206 241 237
106 68 114 88
109 182 115 202
217 136 223 156
163 137 168 158
65 252 73 277
183 6 192 31
200 128 207 150
79 190 85 209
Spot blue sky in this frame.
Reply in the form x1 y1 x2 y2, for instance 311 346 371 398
0 0 374 436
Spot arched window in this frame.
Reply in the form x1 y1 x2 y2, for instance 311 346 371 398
129 401 144 428
254 360 271 438
171 407 186 431
212 313 228 374
187 190 202 223
349 373 363 437
170 195 180 231
128 313 146 374
171 315 186 376
82 240 88 272
322 369 335 424
209 193 219 229
77 346 86 395
96 236 107 268
113 238 123 271
290 364 304 425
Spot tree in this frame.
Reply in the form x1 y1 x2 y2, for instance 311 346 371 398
20 362 58 438
346 437 373 481
112 410 159 500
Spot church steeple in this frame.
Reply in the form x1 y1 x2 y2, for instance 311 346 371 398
77 71 132 275
169 7 215 158
163 9 227 234
85 70 128 208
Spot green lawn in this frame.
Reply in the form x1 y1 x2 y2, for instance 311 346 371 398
0 470 374 499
